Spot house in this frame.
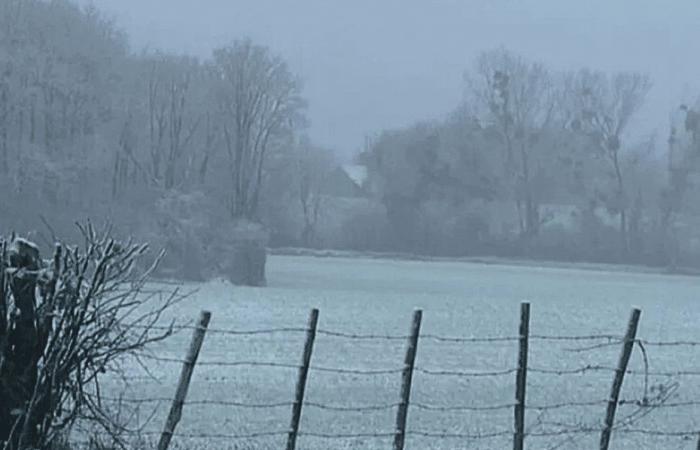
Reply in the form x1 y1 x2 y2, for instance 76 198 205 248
322 164 368 198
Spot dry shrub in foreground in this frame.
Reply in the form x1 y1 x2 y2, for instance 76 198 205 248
0 223 185 450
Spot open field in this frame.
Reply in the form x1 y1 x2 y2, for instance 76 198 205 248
97 255 700 449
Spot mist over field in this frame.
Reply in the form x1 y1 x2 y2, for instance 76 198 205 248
1 1 700 449
2 0 700 271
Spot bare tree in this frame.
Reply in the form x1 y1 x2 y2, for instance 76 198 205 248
0 66 11 173
565 69 651 255
295 139 334 247
0 223 183 450
660 103 700 268
196 111 220 186
469 48 557 240
112 110 142 198
213 39 305 221
146 55 201 189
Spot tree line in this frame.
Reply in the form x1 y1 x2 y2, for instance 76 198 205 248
2 0 700 274
0 0 328 279
360 49 700 269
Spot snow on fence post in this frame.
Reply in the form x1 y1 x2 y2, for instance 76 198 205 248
513 302 530 450
393 309 423 450
286 308 319 450
599 308 641 450
158 310 211 450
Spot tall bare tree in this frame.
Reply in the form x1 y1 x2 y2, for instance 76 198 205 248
194 111 221 186
294 138 333 247
469 49 557 239
146 55 201 190
0 62 12 173
213 39 305 220
565 69 651 254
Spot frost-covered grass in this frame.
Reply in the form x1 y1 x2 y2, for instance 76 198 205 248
102 255 700 449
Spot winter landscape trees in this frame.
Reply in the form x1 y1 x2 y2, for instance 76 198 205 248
2 0 700 277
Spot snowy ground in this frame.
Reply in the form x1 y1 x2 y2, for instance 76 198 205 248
96 255 700 449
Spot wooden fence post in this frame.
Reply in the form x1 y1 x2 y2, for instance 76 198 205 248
286 308 319 450
158 310 211 450
513 302 530 450
393 309 423 450
599 308 641 450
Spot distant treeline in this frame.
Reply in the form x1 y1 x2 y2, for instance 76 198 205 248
351 52 700 269
1 0 699 275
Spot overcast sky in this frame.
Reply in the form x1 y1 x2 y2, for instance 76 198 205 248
76 0 700 159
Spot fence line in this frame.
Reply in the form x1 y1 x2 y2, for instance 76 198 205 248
82 425 700 440
97 394 699 412
141 323 632 343
139 322 700 347
82 304 700 450
140 354 700 378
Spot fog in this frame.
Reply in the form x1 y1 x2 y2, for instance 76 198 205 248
77 0 700 157
3 2 700 448
1 0 699 270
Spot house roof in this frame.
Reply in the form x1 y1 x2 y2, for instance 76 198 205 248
342 164 368 187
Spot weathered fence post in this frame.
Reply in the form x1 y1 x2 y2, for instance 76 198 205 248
599 308 641 450
393 309 423 450
286 308 319 450
513 302 530 450
158 310 211 450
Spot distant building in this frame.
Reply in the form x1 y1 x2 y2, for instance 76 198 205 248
322 164 368 198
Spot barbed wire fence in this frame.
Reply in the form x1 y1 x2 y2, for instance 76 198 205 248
72 304 700 450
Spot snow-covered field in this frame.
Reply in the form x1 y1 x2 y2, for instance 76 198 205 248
102 255 700 449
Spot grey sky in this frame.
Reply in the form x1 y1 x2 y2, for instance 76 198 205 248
78 0 700 159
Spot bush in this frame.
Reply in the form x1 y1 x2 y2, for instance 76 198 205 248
0 224 182 449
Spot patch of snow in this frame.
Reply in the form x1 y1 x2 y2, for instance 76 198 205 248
342 164 368 187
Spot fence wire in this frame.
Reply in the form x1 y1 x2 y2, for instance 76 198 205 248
83 320 700 449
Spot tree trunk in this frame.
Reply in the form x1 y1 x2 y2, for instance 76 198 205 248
612 151 628 258
198 152 210 185
526 197 539 238
620 209 628 257
1 125 8 173
0 238 43 448
29 99 36 144
518 141 539 240
515 199 525 237
165 162 175 190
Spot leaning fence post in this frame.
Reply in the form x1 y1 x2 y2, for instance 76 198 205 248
286 308 319 450
513 302 530 450
158 310 211 450
599 308 641 450
393 309 423 450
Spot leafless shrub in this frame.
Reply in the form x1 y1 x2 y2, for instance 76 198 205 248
0 222 186 450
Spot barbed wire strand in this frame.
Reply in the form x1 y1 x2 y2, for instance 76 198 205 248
133 323 640 344
130 322 700 349
415 367 517 377
138 353 700 379
96 394 699 412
